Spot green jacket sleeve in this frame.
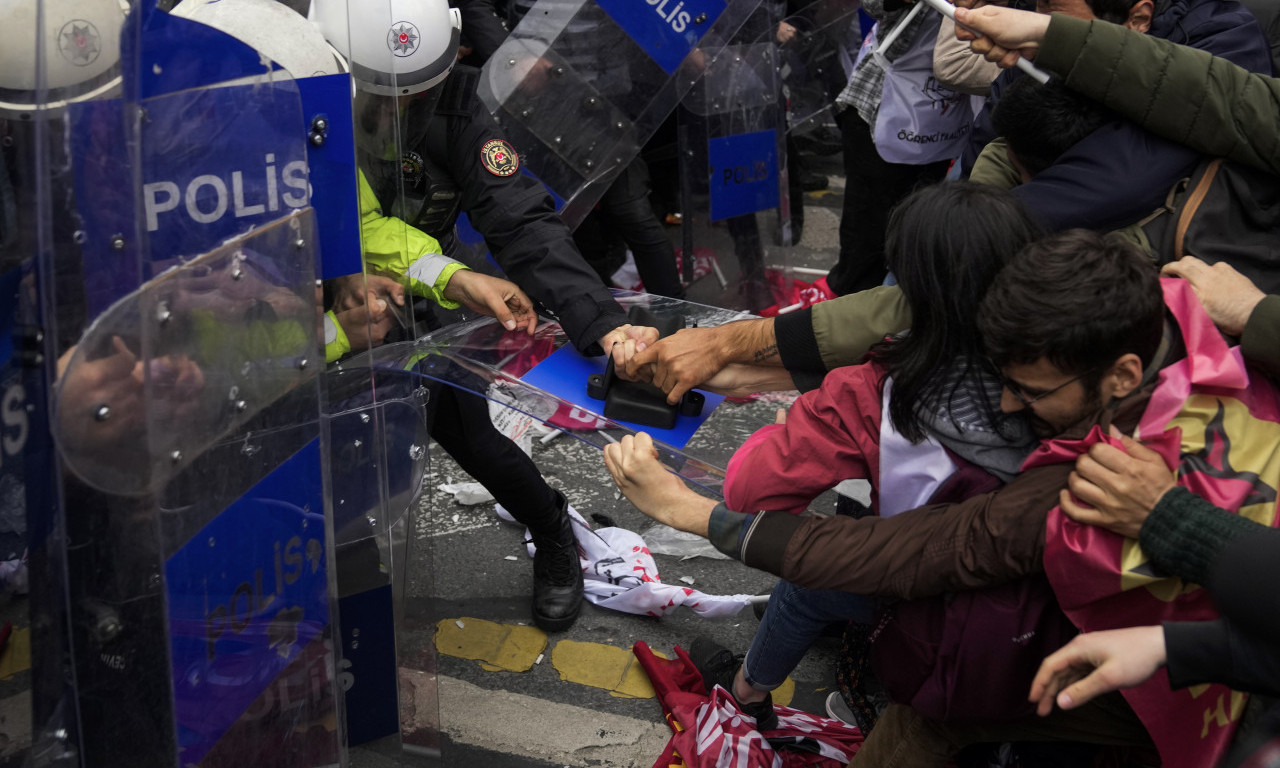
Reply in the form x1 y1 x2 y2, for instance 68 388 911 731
358 171 465 307
968 137 1021 189
1036 15 1280 175
1243 294 1280 381
324 311 351 364
810 285 913 370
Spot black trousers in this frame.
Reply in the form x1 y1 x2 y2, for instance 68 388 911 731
595 157 686 299
828 108 951 296
427 383 562 534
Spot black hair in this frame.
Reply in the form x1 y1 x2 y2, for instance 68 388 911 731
978 229 1164 387
874 181 1044 443
993 77 1110 178
1084 0 1137 23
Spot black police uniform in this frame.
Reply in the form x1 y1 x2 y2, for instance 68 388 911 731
376 65 628 356
360 67 608 630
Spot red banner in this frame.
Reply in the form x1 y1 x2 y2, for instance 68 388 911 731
1034 279 1280 768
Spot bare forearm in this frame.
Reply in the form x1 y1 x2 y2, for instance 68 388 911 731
719 317 782 367
702 363 797 396
662 495 717 538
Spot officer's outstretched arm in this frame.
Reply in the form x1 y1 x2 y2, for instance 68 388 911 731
441 269 538 334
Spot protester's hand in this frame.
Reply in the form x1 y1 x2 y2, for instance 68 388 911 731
624 327 728 405
1029 626 1167 716
335 291 398 351
1161 256 1266 337
1059 426 1176 539
603 432 713 535
953 5 1050 68
331 273 407 313
442 270 539 334
601 324 662 371
777 21 798 44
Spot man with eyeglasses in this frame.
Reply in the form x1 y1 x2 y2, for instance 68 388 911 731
605 229 1189 762
981 231 1163 442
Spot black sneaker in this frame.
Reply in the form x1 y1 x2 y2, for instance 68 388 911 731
688 637 779 731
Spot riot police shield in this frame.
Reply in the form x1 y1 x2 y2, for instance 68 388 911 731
15 0 349 764
476 0 769 228
308 0 457 752
672 0 859 313
352 292 769 497
778 0 862 137
677 32 790 313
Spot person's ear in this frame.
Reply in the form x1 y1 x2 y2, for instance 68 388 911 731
1125 0 1153 32
1103 353 1144 400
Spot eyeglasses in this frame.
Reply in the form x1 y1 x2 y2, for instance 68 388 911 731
991 362 1094 409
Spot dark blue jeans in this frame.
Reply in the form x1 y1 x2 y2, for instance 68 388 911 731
741 578 879 691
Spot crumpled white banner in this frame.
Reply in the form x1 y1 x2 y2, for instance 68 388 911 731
496 504 753 619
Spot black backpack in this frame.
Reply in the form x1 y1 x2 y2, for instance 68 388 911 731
1140 157 1280 294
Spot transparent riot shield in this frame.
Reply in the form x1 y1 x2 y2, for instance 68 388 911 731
477 0 768 227
312 0 449 754
347 292 769 498
673 0 859 313
677 32 790 314
779 0 862 136
18 1 347 764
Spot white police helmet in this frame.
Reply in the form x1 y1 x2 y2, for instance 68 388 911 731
0 0 129 118
171 0 344 80
311 0 461 96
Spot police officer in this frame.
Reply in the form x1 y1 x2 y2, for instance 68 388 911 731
312 0 661 631
317 0 651 358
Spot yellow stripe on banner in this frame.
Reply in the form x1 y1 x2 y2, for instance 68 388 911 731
435 618 547 672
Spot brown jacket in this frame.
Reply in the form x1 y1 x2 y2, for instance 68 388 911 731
734 387 1153 601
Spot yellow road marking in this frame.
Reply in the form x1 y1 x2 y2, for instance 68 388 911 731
434 618 547 672
433 619 795 705
551 640 663 699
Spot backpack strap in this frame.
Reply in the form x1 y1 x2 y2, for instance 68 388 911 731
1174 157 1223 258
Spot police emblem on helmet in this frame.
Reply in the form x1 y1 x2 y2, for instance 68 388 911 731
388 22 420 57
481 139 519 177
59 20 102 67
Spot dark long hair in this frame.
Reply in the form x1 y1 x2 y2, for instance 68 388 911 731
874 181 1043 443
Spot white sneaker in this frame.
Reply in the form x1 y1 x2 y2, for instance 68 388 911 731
825 691 858 728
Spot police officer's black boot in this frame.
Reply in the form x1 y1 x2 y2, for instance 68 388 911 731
529 491 584 632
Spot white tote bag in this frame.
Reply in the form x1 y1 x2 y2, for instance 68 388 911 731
866 4 978 165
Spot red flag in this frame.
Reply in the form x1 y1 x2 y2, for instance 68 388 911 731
1034 279 1280 768
633 642 863 768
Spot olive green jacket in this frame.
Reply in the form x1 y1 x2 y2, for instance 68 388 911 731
1037 14 1280 175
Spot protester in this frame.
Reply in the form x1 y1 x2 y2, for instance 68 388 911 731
609 230 1195 764
953 5 1280 174
659 181 1041 733
959 0 1270 236
823 0 954 295
1029 257 1280 717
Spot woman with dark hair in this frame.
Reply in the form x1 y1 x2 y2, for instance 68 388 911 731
605 180 1045 730
876 179 1045 446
